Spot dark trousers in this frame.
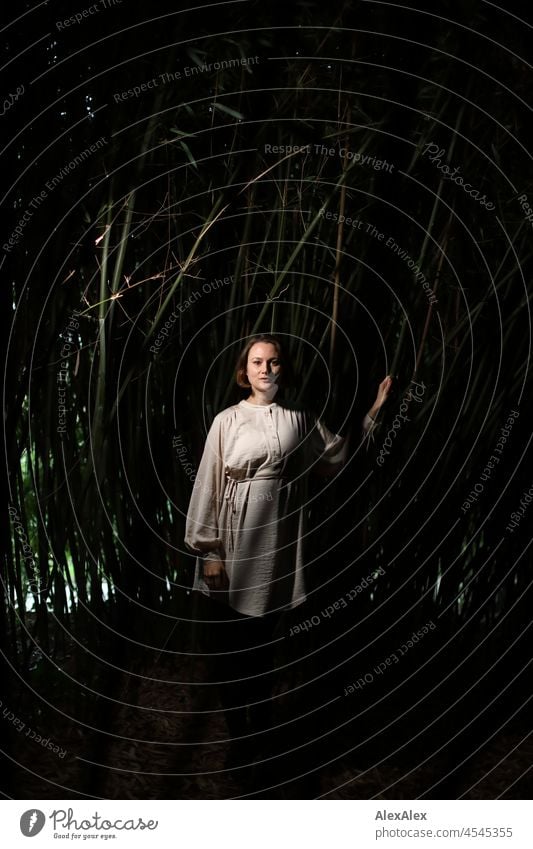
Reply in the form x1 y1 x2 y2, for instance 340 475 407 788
201 598 281 746
198 597 324 795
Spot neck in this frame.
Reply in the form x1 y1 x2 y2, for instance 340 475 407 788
246 388 279 406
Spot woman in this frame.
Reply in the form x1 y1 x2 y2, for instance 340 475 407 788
185 334 391 785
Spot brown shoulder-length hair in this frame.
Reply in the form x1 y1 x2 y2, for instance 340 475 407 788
235 334 295 391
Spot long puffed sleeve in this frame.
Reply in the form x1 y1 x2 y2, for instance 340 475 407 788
308 412 378 471
184 413 226 563
362 412 378 442
308 416 348 473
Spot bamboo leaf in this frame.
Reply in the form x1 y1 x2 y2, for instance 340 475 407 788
212 102 245 120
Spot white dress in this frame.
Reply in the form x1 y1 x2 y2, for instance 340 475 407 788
184 399 373 617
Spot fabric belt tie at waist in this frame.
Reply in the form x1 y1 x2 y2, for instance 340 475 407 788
224 474 284 511
224 478 239 514
223 474 285 551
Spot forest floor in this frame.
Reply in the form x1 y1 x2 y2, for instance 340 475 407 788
4 648 533 800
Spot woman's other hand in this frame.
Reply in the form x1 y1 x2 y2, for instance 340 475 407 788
203 559 228 590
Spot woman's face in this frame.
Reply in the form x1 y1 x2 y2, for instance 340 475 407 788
246 342 282 398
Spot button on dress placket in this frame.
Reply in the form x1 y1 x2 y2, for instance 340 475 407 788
265 407 281 459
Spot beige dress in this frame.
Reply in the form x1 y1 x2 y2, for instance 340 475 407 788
184 399 373 617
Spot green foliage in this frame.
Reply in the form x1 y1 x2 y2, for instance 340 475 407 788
4 0 532 688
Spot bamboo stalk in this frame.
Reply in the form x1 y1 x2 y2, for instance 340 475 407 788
329 107 350 369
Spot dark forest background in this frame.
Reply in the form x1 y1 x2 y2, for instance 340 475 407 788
2 0 533 799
